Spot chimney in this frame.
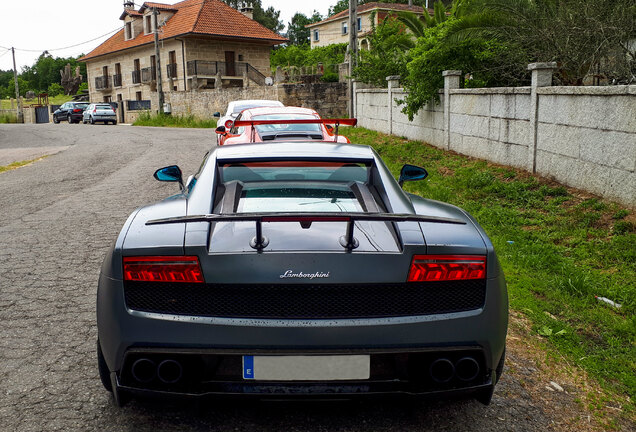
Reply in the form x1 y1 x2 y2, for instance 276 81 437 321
123 1 135 10
240 6 254 20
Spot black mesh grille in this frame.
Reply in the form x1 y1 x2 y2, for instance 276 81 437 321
124 280 486 319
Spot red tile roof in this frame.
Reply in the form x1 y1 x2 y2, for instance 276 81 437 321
81 0 287 62
307 2 427 27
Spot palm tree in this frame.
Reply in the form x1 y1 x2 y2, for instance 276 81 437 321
397 0 470 38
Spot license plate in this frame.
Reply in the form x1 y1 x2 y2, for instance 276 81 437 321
242 355 370 381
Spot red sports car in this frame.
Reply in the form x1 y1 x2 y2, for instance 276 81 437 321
215 106 355 145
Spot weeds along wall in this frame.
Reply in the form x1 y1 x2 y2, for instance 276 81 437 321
355 66 636 207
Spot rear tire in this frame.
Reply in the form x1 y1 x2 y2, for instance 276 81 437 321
97 339 113 392
112 121 117 125
53 115 59 124
68 116 73 124
90 116 95 125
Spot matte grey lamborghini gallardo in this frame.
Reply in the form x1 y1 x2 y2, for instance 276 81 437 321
97 141 508 406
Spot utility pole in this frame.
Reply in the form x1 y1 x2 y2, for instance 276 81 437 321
11 47 23 123
153 7 165 114
348 0 357 118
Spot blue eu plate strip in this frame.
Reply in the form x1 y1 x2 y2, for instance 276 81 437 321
243 355 254 379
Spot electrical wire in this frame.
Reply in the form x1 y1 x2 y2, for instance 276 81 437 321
10 26 122 53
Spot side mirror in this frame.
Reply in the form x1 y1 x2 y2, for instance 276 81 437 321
154 165 184 190
398 164 428 188
213 112 220 117
215 125 226 134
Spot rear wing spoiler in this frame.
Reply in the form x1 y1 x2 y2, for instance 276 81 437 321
232 118 357 142
146 212 466 251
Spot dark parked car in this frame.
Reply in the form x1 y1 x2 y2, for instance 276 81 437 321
53 102 90 124
97 141 508 407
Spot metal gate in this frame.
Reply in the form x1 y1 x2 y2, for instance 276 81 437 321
35 106 49 123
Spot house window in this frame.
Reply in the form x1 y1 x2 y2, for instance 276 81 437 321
342 21 348 35
357 17 361 32
136 91 142 101
145 15 152 34
238 54 244 61
313 29 319 41
125 22 133 40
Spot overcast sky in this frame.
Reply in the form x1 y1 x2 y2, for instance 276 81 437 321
0 0 336 71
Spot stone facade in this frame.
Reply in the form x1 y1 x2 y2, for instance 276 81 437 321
85 35 273 114
153 81 348 120
355 71 636 207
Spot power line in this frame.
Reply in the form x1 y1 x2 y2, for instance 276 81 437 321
7 26 122 54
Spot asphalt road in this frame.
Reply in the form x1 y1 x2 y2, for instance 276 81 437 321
0 123 597 431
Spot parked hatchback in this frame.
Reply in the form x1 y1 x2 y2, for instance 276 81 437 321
53 102 90 124
83 103 117 125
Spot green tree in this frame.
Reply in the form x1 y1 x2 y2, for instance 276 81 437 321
287 11 323 46
223 0 284 34
400 19 527 119
352 14 415 87
445 0 636 85
47 83 64 97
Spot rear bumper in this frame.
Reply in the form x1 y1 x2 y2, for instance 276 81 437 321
98 272 507 399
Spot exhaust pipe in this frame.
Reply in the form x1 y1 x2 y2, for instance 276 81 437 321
157 359 183 384
429 358 455 383
455 357 480 382
131 358 156 383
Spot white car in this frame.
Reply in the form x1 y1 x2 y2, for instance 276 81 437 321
214 99 283 144
83 103 117 125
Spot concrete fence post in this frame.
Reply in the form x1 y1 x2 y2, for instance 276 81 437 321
527 62 557 173
386 75 400 136
443 70 462 150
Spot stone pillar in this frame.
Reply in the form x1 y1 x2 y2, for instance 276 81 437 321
215 72 223 89
527 62 557 173
443 70 462 150
386 75 400 136
243 70 249 88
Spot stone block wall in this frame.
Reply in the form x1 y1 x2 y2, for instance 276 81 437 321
151 81 348 121
355 71 635 207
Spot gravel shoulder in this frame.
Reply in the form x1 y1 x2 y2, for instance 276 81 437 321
0 124 630 431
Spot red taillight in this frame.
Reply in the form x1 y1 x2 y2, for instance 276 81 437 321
93 108 97 113
73 108 81 113
123 256 204 283
407 255 486 282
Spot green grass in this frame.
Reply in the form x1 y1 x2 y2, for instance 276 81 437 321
0 158 46 173
341 127 635 412
133 112 217 128
0 112 18 123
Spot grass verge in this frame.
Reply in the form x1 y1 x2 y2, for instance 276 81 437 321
0 112 18 123
341 127 635 421
1 94 72 110
133 112 217 128
0 157 47 173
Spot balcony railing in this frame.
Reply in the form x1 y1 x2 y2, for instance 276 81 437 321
141 67 156 83
167 63 177 79
186 61 266 85
95 75 111 90
132 70 141 84
113 74 122 87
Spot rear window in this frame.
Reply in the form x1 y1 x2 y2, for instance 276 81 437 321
75 103 89 109
219 161 372 213
96 104 113 109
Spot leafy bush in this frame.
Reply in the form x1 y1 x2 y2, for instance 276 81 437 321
271 44 347 69
47 83 64 97
320 72 339 82
76 82 88 94
401 19 528 119
352 15 414 87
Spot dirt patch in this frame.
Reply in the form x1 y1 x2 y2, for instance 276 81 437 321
0 146 69 166
506 311 634 431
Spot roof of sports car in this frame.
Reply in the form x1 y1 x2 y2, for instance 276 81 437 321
213 142 376 160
